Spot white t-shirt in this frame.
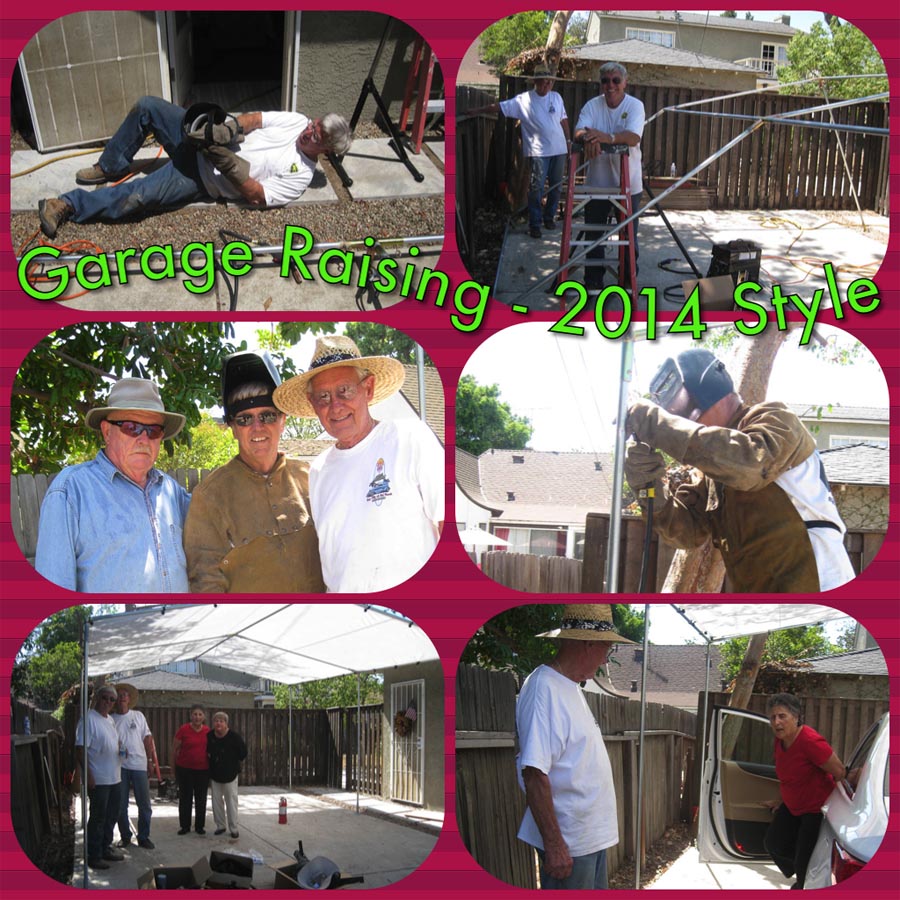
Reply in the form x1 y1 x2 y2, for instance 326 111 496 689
775 450 855 591
197 111 317 206
499 89 568 158
575 93 645 193
75 709 121 785
516 665 618 857
111 709 151 771
309 418 444 593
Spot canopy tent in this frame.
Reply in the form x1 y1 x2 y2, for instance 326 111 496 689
630 601 855 888
86 603 439 682
458 527 510 547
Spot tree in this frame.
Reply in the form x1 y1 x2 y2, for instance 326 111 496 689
272 675 383 709
162 413 237 471
344 322 434 366
11 322 243 474
777 18 887 99
461 604 644 680
479 11 566 73
456 375 533 456
27 642 83 710
719 626 837 684
720 10 738 18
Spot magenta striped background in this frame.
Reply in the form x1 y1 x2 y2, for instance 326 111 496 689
1 3 898 896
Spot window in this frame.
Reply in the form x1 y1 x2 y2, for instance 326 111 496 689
626 27 674 48
830 435 888 449
760 42 789 76
504 527 567 557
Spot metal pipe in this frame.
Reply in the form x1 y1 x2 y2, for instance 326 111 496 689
634 604 650 889
822 82 867 231
605 338 633 593
698 639 713 825
667 105 888 136
416 343 426 423
356 675 361 815
288 690 293 791
81 619 90 887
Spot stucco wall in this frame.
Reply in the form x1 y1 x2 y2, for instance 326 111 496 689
834 484 889 532
804 419 888 450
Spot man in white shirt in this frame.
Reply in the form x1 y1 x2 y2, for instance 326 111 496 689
516 604 633 889
468 65 571 238
574 62 645 290
111 683 159 850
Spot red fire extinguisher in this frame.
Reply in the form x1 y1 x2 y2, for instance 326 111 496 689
278 796 287 825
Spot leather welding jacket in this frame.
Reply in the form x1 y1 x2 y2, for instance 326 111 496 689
184 453 325 593
629 401 829 593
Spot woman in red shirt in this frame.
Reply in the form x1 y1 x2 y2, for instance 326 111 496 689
173 705 210 835
763 693 846 889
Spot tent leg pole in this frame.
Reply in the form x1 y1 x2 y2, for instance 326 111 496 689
356 676 361 814
605 339 634 592
697 639 713 842
81 619 90 888
288 691 292 792
634 604 650 889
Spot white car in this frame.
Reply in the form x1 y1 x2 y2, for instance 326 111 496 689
697 706 889 887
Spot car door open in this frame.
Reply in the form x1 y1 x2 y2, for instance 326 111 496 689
698 706 781 863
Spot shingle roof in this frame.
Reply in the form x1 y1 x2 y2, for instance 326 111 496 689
476 448 615 524
607 644 725 696
820 444 889 486
456 447 502 514
571 39 759 73
802 648 887 676
400 364 445 442
593 10 798 37
788 404 889 423
120 670 257 694
280 438 335 458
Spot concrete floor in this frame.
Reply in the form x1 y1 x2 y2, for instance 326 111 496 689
647 845 791 890
72 785 441 890
494 206 888 313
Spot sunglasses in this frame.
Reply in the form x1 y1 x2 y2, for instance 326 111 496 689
601 76 623 85
233 410 281 427
108 420 165 439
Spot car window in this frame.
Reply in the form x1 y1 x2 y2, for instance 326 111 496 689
844 720 881 797
722 713 773 766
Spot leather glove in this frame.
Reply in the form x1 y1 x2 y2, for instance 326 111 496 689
624 439 666 488
627 398 699 462
202 145 251 188
187 116 244 148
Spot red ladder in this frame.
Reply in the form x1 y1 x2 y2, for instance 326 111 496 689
398 37 444 154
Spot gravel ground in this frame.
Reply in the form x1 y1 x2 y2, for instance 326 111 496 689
609 823 693 889
11 122 445 255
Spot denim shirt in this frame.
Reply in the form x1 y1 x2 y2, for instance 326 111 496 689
35 451 191 593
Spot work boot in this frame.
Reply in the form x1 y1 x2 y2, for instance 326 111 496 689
75 163 127 185
102 847 125 861
38 198 74 239
88 858 110 870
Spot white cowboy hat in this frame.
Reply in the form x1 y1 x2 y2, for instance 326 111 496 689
84 378 185 439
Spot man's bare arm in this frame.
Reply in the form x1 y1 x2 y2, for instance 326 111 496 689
523 766 572 881
236 112 263 135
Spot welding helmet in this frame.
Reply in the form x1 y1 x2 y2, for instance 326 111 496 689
222 351 281 422
296 856 341 890
183 102 241 148
649 349 733 421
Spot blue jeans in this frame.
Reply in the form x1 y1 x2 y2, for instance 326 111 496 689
538 847 608 890
584 192 643 288
528 154 566 229
87 781 121 861
62 96 206 223
118 768 152 842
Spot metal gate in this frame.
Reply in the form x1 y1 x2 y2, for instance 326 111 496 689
389 679 424 806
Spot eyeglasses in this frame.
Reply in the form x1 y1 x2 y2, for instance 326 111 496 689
305 120 324 145
108 420 166 439
310 378 369 410
232 411 281 427
601 76 623 85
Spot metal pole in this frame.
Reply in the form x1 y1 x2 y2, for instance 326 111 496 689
288 689 293 791
356 675 361 815
634 604 650 889
416 344 427 423
698 639 713 833
81 619 90 888
821 82 867 231
605 338 633 593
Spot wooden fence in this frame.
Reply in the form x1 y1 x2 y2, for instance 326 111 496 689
456 78 889 248
455 663 697 889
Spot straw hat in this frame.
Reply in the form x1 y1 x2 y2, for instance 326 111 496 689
114 682 140 707
537 604 635 643
273 335 405 418
84 378 185 440
532 65 556 80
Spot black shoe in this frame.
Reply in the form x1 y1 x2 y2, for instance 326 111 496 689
117 836 132 848
178 827 189 835
529 227 542 239
214 828 226 835
88 858 110 870
543 219 556 230
195 827 206 835
138 838 155 849
230 831 239 839
102 848 125 862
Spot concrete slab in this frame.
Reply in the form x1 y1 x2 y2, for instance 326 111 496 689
493 208 888 314
72 785 441 890
647 846 790 890
11 147 338 213
341 139 444 200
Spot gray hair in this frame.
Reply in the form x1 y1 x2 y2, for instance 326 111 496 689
227 381 273 408
213 711 229 724
321 113 352 155
765 692 802 720
600 62 628 81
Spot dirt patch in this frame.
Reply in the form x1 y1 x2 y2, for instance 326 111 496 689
25 794 76 886
609 823 693 889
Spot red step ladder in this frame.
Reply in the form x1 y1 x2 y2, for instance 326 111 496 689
398 37 444 154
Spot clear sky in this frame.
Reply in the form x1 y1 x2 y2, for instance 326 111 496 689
460 322 888 454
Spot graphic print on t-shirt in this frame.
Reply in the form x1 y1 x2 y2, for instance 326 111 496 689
366 457 392 506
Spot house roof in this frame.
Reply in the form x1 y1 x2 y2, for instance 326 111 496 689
606 644 725 697
400 364 445 441
802 648 888 677
788 403 889 424
119 670 258 695
591 10 798 38
281 438 335 458
820 443 889 486
474 448 615 525
570 39 760 74
455 447 502 514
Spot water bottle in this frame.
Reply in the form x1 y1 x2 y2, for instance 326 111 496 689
24 716 31 735
157 872 167 889
670 162 677 178
119 742 127 761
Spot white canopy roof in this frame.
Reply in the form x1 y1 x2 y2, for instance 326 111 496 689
669 603 850 643
86 604 439 684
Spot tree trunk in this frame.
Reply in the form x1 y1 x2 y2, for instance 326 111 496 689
721 631 768 758
661 329 792 592
544 11 573 73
